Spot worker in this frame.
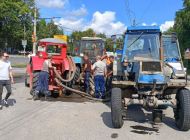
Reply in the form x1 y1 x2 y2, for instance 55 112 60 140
83 54 92 94
33 55 54 100
101 51 111 66
106 55 114 94
92 55 107 99
0 52 14 109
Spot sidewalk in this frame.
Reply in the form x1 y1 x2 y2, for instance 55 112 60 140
12 67 26 74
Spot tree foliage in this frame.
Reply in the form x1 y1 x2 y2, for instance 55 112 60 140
173 0 190 53
0 0 62 53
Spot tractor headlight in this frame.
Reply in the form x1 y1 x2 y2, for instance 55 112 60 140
39 53 43 58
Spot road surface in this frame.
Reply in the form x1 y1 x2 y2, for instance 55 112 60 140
0 76 190 140
0 55 189 140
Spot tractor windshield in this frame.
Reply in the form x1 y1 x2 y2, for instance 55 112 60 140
46 45 61 55
80 40 104 57
125 33 160 61
162 36 180 62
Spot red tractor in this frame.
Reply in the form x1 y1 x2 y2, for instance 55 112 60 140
25 38 76 97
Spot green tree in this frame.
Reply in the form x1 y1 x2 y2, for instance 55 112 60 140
174 0 190 54
173 0 190 73
0 0 34 52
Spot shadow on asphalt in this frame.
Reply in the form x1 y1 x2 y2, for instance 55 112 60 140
1 98 16 107
14 75 25 84
101 104 179 131
26 93 92 103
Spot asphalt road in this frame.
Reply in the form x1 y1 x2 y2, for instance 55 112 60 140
0 55 189 140
9 55 29 66
0 76 190 140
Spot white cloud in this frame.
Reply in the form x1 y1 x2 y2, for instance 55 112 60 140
141 21 174 32
56 11 126 35
151 22 157 26
37 0 68 8
160 21 174 32
142 22 157 26
55 18 84 31
142 23 147 26
85 11 126 35
68 5 88 18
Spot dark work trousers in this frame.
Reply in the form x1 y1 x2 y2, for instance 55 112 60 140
84 71 90 94
106 76 112 93
0 80 12 105
94 75 105 98
35 71 50 96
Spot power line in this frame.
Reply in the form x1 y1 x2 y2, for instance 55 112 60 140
136 0 153 25
123 0 136 26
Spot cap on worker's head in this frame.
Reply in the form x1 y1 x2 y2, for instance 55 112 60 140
96 55 101 60
109 55 114 59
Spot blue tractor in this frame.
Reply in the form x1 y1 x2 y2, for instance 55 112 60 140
72 37 105 93
111 26 190 131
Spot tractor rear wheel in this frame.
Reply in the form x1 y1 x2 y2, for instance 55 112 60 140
73 66 80 84
25 73 30 87
111 88 124 128
30 71 40 96
174 89 190 131
65 71 73 96
89 76 95 96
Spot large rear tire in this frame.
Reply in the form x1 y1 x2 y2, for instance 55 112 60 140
89 76 95 96
30 72 40 96
73 66 80 84
111 88 124 128
25 73 30 87
175 89 190 131
65 71 73 96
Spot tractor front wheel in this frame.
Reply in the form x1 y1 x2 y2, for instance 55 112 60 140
174 89 190 131
111 88 124 128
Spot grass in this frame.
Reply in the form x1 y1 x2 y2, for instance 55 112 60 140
13 73 24 78
12 63 27 68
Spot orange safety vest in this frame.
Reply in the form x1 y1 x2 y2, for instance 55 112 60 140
106 57 111 65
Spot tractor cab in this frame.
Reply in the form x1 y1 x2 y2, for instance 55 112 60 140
73 37 105 64
26 38 71 94
80 37 105 61
162 34 186 79
72 37 105 84
114 26 165 85
37 38 67 60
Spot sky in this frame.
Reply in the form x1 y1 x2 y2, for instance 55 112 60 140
36 0 184 35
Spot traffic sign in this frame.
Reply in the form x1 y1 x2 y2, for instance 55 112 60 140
22 40 27 46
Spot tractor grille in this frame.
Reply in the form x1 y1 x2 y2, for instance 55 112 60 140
142 62 161 72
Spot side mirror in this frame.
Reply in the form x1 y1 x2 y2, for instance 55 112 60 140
111 35 117 43
171 34 177 43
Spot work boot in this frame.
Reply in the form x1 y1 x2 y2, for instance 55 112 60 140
4 99 9 107
44 91 51 101
33 90 39 101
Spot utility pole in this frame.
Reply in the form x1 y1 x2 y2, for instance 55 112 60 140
33 0 37 54
22 22 27 57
